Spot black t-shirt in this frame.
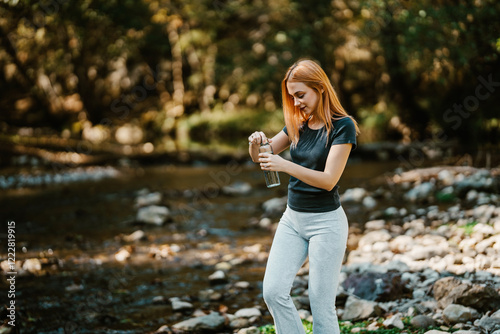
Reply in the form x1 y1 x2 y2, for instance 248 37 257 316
283 117 357 213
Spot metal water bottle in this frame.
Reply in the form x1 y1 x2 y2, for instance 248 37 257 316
259 140 280 188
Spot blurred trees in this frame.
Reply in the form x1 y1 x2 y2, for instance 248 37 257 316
0 0 499 155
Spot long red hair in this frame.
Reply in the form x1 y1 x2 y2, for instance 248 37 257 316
281 59 359 147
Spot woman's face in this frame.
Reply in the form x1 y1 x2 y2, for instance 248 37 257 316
286 81 320 116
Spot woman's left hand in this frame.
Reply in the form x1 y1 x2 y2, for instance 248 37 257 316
258 153 286 172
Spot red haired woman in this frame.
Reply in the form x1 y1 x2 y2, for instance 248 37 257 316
248 59 359 334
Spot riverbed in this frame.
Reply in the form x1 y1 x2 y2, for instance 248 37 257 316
0 159 403 333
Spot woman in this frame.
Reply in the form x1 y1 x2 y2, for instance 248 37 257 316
248 59 359 334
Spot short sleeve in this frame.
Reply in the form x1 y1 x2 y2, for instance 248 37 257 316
283 126 288 135
331 117 357 150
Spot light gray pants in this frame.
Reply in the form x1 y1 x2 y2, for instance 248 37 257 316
263 206 348 334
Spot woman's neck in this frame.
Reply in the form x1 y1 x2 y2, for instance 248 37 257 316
307 115 324 130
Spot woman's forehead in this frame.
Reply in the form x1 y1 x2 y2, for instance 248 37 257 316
286 81 309 94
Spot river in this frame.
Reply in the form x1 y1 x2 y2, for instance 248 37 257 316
0 159 402 333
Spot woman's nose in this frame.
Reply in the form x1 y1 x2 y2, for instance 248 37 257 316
294 98 300 106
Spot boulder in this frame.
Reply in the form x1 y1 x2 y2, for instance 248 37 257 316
342 272 409 301
172 312 226 331
341 296 385 321
433 277 500 312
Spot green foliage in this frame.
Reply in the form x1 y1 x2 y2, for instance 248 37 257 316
1 0 499 149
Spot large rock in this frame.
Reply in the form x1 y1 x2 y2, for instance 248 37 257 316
433 277 500 312
443 304 479 324
341 296 385 321
172 312 226 331
342 272 409 301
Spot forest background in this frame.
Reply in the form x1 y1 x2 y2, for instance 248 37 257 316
1 0 499 166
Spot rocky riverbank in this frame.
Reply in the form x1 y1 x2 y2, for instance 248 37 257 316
1 165 499 333
152 166 500 333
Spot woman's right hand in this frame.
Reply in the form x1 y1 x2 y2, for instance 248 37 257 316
248 131 270 146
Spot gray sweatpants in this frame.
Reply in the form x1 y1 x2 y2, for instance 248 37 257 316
263 206 349 334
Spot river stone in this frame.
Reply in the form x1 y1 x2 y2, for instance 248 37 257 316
341 296 384 321
123 230 146 242
236 327 260 334
172 312 225 331
134 191 162 208
22 258 42 274
170 297 194 312
404 182 435 202
358 230 392 249
410 315 436 329
453 331 482 334
209 270 228 285
234 308 261 318
262 196 287 217
443 304 477 324
341 187 368 202
222 181 252 196
230 317 250 329
476 316 500 333
364 219 386 231
383 313 404 329
199 288 222 301
154 324 172 333
433 276 500 311
136 205 170 225
423 331 449 334
342 272 409 301
362 196 377 209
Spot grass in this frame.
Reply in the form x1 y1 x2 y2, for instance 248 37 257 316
458 221 478 236
258 317 446 334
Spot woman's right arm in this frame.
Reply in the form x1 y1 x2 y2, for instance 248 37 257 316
248 130 289 163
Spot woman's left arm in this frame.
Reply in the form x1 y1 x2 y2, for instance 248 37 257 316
259 143 352 191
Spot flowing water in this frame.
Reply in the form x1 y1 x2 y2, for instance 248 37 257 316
0 159 401 333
